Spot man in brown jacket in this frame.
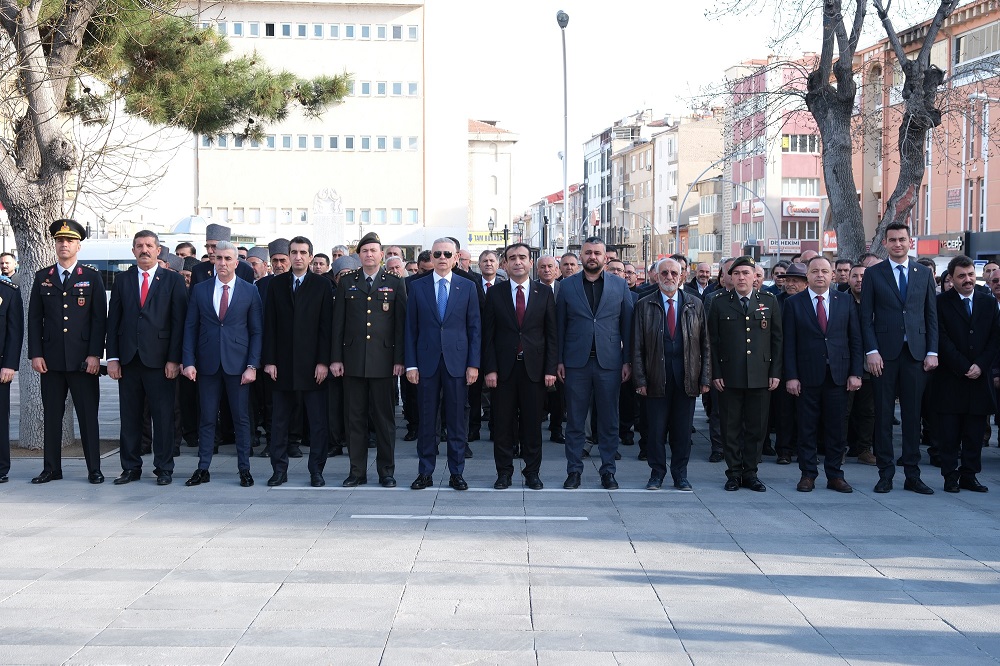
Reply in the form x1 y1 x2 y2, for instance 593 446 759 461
632 258 710 490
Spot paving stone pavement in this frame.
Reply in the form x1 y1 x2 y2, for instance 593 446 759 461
2 380 1000 664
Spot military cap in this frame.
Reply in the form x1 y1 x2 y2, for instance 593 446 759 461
356 231 381 254
247 246 269 262
164 253 184 272
728 255 756 274
49 219 87 241
784 262 808 280
332 255 361 274
206 223 231 242
268 238 290 257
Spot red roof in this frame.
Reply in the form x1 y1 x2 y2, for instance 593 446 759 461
469 119 512 134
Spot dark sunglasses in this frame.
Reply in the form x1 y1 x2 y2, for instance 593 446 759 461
433 251 453 259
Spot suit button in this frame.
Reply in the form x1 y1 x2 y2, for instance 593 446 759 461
746 327 750 332
63 304 67 309
366 335 371 340
63 292 67 296
746 339 751 343
745 316 750 321
367 322 372 327
367 310 372 314
63 328 68 333
64 316 69 321
367 296 372 301
747 350 751 355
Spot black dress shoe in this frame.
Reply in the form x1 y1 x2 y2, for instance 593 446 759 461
724 478 740 491
342 475 367 487
743 477 766 492
288 445 303 458
524 473 544 490
258 447 270 458
266 471 287 487
0 475 7 483
637 452 647 461
601 473 619 490
113 469 142 485
464 447 473 459
156 471 172 486
943 472 960 493
310 473 325 487
31 470 62 484
762 443 776 456
581 449 591 459
468 431 480 442
380 476 397 488
403 430 418 442
873 478 893 493
240 469 254 487
328 446 343 457
549 431 566 443
674 478 693 491
494 474 512 490
614 451 621 461
776 456 792 465
563 472 581 489
410 474 433 490
959 476 989 493
904 478 934 495
709 452 724 463
449 474 469 490
621 438 635 447
185 469 210 486
88 471 105 484
645 476 663 491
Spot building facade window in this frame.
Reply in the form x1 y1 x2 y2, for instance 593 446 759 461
406 208 419 224
345 209 355 224
781 134 821 153
329 24 339 38
781 177 820 197
360 136 371 151
391 208 402 224
328 136 339 150
360 209 371 224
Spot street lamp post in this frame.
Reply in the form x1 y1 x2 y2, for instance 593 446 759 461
557 10 569 254
487 216 509 249
618 207 656 264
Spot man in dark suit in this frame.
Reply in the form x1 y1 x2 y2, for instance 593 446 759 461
703 257 735 463
254 238 294 459
536 255 565 443
860 223 939 495
782 256 863 493
331 232 407 488
188 223 255 288
106 230 188 485
405 238 481 491
262 236 333 487
182 241 262 487
28 219 107 484
556 237 633 490
708 256 782 492
932 255 1000 493
0 275 22 484
483 243 557 490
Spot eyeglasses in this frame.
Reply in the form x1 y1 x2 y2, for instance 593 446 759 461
433 251 453 259
660 270 680 277
990 278 1000 284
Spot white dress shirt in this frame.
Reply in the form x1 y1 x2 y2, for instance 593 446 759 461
433 271 452 297
510 277 530 309
138 264 158 292
807 288 829 320
56 261 78 285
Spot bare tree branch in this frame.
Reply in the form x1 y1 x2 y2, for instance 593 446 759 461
873 0 908 65
48 0 103 106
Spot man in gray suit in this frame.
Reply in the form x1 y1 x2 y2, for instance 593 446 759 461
860 222 938 495
556 237 633 490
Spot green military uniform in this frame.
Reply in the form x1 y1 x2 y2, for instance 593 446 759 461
708 281 782 486
331 241 407 486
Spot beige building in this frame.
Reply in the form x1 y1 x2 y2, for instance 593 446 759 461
692 176 725 267
611 140 653 265
467 120 518 257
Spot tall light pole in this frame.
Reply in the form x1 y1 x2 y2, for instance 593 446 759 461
557 10 569 254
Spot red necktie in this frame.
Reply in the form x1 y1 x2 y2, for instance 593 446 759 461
486 281 492 290
666 297 676 338
219 284 229 321
816 294 827 333
140 271 149 307
515 285 525 325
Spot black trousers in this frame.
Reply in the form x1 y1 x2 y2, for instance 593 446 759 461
546 382 564 434
719 386 770 481
271 388 328 476
41 370 101 474
618 382 638 444
0 381 10 477
492 360 545 477
774 389 798 458
935 411 986 478
327 376 345 448
872 347 926 480
401 376 418 431
177 374 199 445
797 370 848 480
706 387 723 454
645 384 695 482
846 375 874 453
119 359 176 474
468 374 484 434
344 375 396 480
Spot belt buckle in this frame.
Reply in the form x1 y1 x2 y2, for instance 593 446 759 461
516 351 524 361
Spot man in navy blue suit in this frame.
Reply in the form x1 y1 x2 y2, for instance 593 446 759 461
106 230 188 486
405 238 481 491
182 241 262 487
782 256 863 493
556 237 633 491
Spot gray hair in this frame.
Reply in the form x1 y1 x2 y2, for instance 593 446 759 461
386 256 404 267
656 257 681 273
332 245 349 254
215 240 237 254
433 237 458 249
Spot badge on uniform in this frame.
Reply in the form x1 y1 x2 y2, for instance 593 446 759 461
383 302 389 312
78 297 86 306
761 319 767 329
76 281 90 288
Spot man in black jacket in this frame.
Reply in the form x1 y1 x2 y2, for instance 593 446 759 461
0 274 23 484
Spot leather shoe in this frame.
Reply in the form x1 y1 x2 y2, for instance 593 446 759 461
709 452 724 463
959 476 989 493
581 449 590 459
524 473 543 490
468 431 480 442
563 472 581 489
266 471 287 487
724 478 740 491
857 450 877 465
614 451 621 461
464 447 473 459
904 478 934 495
943 472 961 493
494 474 512 490
342 475 367 487
637 452 647 461
873 477 893 493
674 478 693 491
410 474 433 490
776 456 792 465
288 445 303 458
403 430 418 441
380 476 397 488
550 431 566 443
0 475 7 483
796 476 815 492
601 473 619 490
743 477 766 492
645 476 663 490
328 446 343 457
31 470 63 484
113 469 142 485
449 474 468 491
185 469 210 486
310 472 325 488
88 471 105 484
156 471 172 486
239 469 254 487
257 447 270 458
826 478 853 493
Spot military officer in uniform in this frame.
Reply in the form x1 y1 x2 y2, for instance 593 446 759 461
331 232 407 487
707 256 782 492
0 274 23 483
28 219 107 484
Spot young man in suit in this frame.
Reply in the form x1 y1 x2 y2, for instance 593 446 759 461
405 238 481 491
106 230 188 485
182 241 262 487
860 223 939 494
482 243 557 490
782 256 863 493
27 219 107 484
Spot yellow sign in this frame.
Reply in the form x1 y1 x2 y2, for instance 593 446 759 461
468 231 501 245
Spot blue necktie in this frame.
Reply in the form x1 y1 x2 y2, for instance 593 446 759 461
437 278 448 320
896 265 907 302
965 296 973 317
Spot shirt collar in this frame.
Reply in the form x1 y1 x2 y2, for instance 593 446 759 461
57 261 77 276
138 264 157 278
808 287 828 301
889 258 908 271
215 274 236 288
510 277 530 289
434 271 453 285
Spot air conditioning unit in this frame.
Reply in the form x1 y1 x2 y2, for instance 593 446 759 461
871 176 882 195
645 165 652 171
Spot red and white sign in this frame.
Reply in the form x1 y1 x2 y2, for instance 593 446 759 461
767 238 803 253
782 200 820 217
822 229 838 252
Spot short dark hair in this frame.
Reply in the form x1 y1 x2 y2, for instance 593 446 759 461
314 253 330 264
133 230 159 245
405 260 417 268
858 252 879 264
289 235 313 255
446 236 461 250
807 256 832 269
948 255 974 277
183 256 200 271
916 257 936 272
560 252 578 261
582 236 605 247
238 246 249 252
0 252 16 261
885 223 911 236
175 241 196 255
504 242 532 260
417 249 432 263
669 253 688 268
835 258 852 268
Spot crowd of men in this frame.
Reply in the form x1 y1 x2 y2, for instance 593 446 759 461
0 219 995 496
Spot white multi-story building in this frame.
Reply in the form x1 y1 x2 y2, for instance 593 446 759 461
467 120 518 257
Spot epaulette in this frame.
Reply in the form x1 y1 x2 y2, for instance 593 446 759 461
0 279 17 289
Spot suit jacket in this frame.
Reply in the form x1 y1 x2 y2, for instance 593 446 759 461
860 259 938 361
556 272 633 370
189 259 255 290
183 276 262 375
707 289 782 389
781 289 862 387
106 266 188 368
0 280 23 370
404 272 481 377
482 279 557 383
332 268 407 377
28 264 107 372
932 289 1000 415
261 271 333 391
255 274 273 308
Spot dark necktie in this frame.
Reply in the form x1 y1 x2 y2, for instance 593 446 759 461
219 284 229 321
140 271 149 307
965 296 973 317
666 297 676 338
740 296 749 313
367 276 374 290
816 294 827 333
62 269 70 286
293 277 301 292
897 264 908 302
515 285 525 326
